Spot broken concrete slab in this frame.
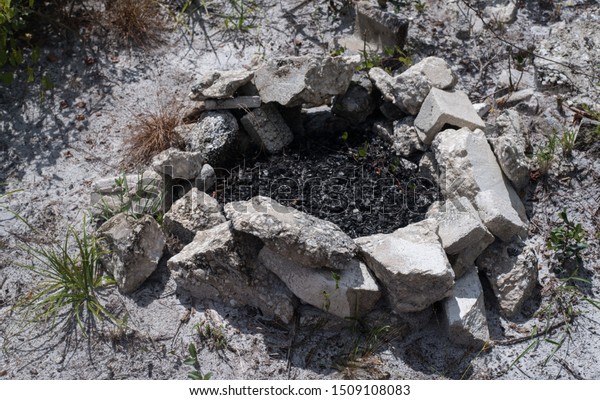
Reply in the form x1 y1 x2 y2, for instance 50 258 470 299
167 222 296 323
254 55 360 107
163 188 226 245
443 266 490 347
189 69 254 101
203 96 262 111
415 88 486 144
476 237 538 318
354 1 409 50
355 219 455 313
240 103 294 154
432 127 528 241
258 247 380 319
98 213 165 294
224 196 358 270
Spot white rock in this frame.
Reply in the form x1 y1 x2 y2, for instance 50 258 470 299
240 103 294 154
189 69 254 101
224 196 358 270
433 127 527 241
369 67 431 115
415 88 486 144
355 219 455 313
410 56 458 90
151 148 205 180
258 247 380 319
98 214 165 294
443 267 490 346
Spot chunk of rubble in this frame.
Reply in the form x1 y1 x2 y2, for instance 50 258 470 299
224 196 358 270
373 120 426 157
354 1 409 50
203 96 261 111
254 55 360 107
355 219 454 313
415 88 485 144
432 127 527 241
189 69 254 101
443 267 490 347
369 67 431 115
151 148 205 180
332 71 376 124
410 56 458 90
258 247 380 319
240 103 294 154
163 188 226 245
98 213 165 294
476 238 538 317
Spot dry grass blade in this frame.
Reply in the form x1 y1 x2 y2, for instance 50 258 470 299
125 101 186 165
105 0 166 47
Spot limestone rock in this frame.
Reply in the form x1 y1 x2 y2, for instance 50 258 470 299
240 103 294 154
98 213 165 294
476 238 538 317
254 55 360 107
373 120 426 157
175 111 239 166
224 196 358 270
355 1 409 50
432 127 527 241
167 222 296 323
163 188 226 245
258 247 380 319
332 71 376 124
489 110 530 191
189 69 254 101
410 56 458 90
443 267 490 346
151 148 205 180
203 96 262 111
369 67 431 115
355 219 455 313
415 88 485 144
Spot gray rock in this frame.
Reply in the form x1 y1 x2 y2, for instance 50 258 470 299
443 267 490 347
473 102 491 118
355 1 409 50
379 101 404 120
409 56 458 90
369 67 431 115
418 152 438 185
254 55 360 107
476 238 538 317
198 164 216 192
373 120 426 157
433 128 527 241
176 111 239 166
203 96 262 111
163 188 226 245
355 219 455 313
332 71 376 124
496 88 534 108
224 196 358 270
427 197 493 256
151 148 205 180
452 229 495 279
240 103 294 154
189 69 254 101
415 88 486 144
167 222 296 323
497 69 536 91
91 170 164 218
258 247 380 319
485 2 518 25
98 213 165 294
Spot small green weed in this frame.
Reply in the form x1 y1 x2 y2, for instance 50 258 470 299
535 133 557 174
559 129 577 157
413 0 427 13
548 209 587 264
17 215 121 335
184 343 213 380
357 142 369 159
195 320 228 351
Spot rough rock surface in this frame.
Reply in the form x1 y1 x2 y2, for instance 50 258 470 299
97 213 166 294
476 238 538 317
373 119 426 157
355 219 454 313
224 196 358 270
415 88 486 144
254 55 360 107
258 247 380 319
175 111 239 166
189 69 254 101
369 67 431 115
488 110 530 191
354 1 409 50
151 148 205 180
332 71 376 124
163 188 226 245
443 267 490 347
167 222 296 323
240 103 294 154
409 56 458 90
432 127 527 241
